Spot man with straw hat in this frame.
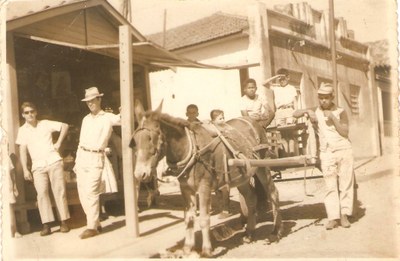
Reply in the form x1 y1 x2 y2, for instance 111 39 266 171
74 87 121 239
293 82 355 230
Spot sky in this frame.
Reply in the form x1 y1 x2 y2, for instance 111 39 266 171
108 0 400 43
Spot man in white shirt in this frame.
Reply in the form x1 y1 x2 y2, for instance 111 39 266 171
74 87 120 239
263 68 298 126
16 102 70 236
293 83 354 230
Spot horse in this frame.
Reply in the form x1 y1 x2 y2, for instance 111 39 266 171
131 100 282 257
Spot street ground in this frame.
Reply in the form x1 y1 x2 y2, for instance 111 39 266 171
2 151 399 260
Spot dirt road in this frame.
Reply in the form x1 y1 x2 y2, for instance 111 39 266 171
5 154 399 260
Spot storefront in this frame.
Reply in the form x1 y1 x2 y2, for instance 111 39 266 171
3 0 212 235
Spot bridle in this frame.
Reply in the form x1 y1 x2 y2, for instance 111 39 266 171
132 126 164 169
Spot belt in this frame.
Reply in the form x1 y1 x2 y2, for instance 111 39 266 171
80 146 104 153
279 104 294 109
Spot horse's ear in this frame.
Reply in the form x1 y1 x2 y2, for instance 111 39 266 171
134 99 145 121
154 99 163 114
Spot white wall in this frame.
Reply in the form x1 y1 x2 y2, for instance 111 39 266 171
149 36 255 121
150 67 242 121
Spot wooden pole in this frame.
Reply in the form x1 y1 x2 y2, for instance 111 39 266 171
119 25 139 237
228 155 315 168
162 9 167 48
329 0 338 102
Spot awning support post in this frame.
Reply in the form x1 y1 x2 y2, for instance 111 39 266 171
119 24 139 237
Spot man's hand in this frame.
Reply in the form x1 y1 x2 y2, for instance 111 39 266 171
23 169 33 182
54 143 61 151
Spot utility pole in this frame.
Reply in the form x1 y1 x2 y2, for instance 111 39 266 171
329 0 338 102
163 9 167 48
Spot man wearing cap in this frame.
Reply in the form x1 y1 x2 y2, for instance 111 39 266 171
74 87 121 239
293 82 354 230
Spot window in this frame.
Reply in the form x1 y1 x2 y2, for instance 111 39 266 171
349 84 360 116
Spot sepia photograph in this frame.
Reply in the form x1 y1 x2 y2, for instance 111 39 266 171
1 0 398 259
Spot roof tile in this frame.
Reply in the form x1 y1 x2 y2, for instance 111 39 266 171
147 12 248 50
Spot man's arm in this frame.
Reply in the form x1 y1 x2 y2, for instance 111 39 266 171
19 145 33 181
240 110 250 117
54 123 69 151
263 74 285 86
326 110 349 137
293 108 317 123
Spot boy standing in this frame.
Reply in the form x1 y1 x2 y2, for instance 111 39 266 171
293 83 354 230
16 102 70 236
264 68 298 126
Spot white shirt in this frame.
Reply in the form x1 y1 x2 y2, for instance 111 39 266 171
240 94 266 119
75 111 121 169
315 107 352 152
272 84 297 109
78 110 120 151
16 120 62 171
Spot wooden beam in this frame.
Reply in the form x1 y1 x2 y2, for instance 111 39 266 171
228 155 315 168
7 1 100 31
119 25 139 237
247 3 275 111
5 32 31 234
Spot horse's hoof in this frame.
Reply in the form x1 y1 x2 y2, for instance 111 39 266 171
201 248 213 258
243 235 254 244
265 234 280 245
182 245 192 255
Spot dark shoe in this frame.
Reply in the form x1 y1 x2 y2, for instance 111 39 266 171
340 214 351 228
40 224 51 236
79 229 99 239
325 220 338 230
97 225 102 233
60 222 70 233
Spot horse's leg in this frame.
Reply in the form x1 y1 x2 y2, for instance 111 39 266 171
256 168 283 241
237 183 257 243
197 179 212 257
180 184 196 254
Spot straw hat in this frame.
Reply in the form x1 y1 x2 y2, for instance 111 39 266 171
81 87 104 101
318 82 334 95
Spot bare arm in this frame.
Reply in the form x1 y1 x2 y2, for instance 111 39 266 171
241 110 250 117
54 123 69 151
326 110 349 137
263 74 285 86
293 108 317 123
19 145 33 181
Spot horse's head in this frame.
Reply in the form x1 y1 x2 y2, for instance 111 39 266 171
131 100 164 182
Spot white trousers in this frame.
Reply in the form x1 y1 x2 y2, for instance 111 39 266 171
75 166 102 230
320 148 354 220
33 160 70 224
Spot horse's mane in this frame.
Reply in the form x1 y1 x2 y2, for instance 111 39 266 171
159 113 190 128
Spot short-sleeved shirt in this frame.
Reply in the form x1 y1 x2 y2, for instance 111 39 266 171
240 94 266 119
272 84 298 109
16 120 62 171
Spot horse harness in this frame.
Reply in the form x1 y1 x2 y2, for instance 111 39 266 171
167 126 255 188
